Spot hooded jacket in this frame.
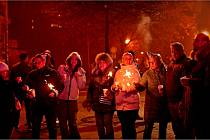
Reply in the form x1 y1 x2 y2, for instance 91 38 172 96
57 52 86 100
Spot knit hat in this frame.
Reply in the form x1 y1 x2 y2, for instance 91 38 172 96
0 61 9 72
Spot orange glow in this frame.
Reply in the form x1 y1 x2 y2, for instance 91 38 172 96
125 38 130 45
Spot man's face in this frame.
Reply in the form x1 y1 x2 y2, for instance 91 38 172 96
33 58 45 69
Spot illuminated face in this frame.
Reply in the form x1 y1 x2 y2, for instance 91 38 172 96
33 57 45 69
98 60 108 72
149 57 158 70
70 55 78 68
0 70 9 80
122 54 133 65
171 47 182 61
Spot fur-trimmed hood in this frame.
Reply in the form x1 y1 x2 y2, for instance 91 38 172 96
66 52 82 67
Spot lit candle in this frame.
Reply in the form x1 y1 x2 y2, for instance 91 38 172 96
108 71 113 78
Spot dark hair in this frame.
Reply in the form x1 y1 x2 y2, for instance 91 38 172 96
170 42 184 53
128 50 135 56
66 52 82 76
19 53 28 61
34 53 45 61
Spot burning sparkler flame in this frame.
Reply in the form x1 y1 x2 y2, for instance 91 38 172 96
48 83 54 90
124 70 131 78
108 71 113 78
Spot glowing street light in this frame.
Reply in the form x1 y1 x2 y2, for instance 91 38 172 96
125 38 130 45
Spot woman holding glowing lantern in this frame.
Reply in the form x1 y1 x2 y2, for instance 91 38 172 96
112 52 141 139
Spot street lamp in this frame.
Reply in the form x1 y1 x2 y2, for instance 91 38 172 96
125 38 131 45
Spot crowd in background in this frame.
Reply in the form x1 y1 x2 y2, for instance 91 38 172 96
0 32 210 139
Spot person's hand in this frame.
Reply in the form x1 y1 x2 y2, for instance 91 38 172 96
16 76 22 84
22 85 29 91
49 92 56 98
111 83 121 92
134 83 145 92
180 76 190 86
74 70 83 78
74 72 79 77
27 89 35 99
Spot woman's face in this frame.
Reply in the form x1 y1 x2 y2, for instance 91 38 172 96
122 54 133 65
149 57 158 70
98 60 108 72
171 47 183 61
70 55 78 68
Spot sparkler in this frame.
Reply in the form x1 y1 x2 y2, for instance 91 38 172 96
45 80 59 97
124 70 131 78
108 71 113 79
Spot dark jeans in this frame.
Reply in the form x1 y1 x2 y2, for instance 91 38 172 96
143 121 167 139
14 98 24 128
117 110 138 139
0 112 14 139
32 104 57 139
24 98 32 127
168 102 193 139
95 111 114 139
57 100 80 139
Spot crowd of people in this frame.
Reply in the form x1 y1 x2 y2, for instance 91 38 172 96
0 32 210 139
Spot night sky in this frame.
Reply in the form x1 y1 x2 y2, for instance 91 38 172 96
7 1 210 76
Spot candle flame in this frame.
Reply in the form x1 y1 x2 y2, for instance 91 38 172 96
127 82 131 86
108 71 113 77
48 83 54 90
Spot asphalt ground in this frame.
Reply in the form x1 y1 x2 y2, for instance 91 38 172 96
11 91 175 139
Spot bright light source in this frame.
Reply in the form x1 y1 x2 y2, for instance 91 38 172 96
202 31 209 36
140 51 144 55
125 39 130 45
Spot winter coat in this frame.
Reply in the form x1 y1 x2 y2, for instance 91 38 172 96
58 66 86 100
87 67 116 112
140 68 169 122
166 55 194 103
26 66 64 107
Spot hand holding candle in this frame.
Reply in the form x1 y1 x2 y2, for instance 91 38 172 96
47 83 59 97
